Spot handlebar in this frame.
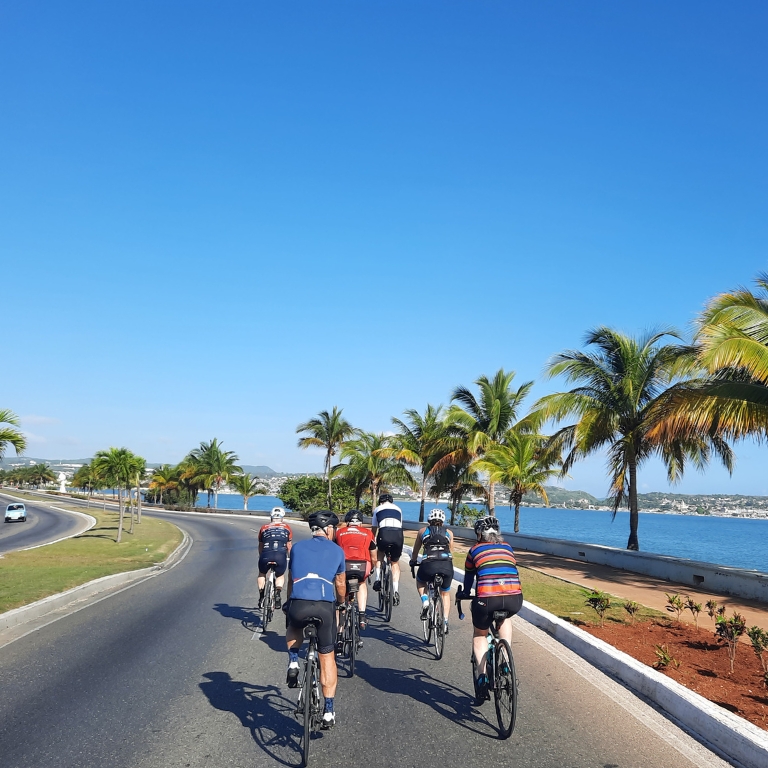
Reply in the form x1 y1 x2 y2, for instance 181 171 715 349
456 594 465 621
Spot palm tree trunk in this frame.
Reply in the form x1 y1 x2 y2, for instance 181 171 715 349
488 480 496 515
128 488 135 534
137 478 142 524
243 494 248 511
627 460 640 551
326 451 333 508
419 477 426 523
514 500 521 533
116 488 123 543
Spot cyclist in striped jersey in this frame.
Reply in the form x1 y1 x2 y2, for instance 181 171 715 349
457 516 523 698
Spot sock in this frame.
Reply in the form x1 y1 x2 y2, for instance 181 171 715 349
421 595 429 605
259 589 264 598
393 580 399 592
276 587 281 594
289 651 299 664
324 697 334 713
375 566 381 580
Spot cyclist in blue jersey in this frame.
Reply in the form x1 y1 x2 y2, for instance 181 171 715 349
284 510 346 729
257 507 292 609
371 492 404 604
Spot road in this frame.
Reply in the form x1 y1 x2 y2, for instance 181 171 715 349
0 492 89 555
0 510 734 768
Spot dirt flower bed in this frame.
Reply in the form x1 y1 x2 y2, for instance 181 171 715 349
582 618 768 731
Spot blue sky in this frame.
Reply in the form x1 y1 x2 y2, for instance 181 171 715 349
2 2 767 496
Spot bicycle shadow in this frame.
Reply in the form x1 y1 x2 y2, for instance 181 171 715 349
362 617 439 661
354 660 496 736
212 603 288 649
199 671 308 766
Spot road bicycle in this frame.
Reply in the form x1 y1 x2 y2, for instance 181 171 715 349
339 576 361 676
457 595 518 739
260 564 277 633
413 566 446 659
377 553 395 622
294 619 324 766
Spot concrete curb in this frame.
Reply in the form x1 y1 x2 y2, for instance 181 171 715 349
0 528 193 634
518 601 768 768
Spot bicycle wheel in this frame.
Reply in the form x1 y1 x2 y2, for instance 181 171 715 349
383 566 393 622
377 564 385 611
433 593 445 660
493 639 517 739
421 586 432 643
301 660 312 767
349 606 358 677
262 577 274 633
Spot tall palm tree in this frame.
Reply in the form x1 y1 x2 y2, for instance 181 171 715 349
230 472 267 511
148 464 178 505
473 431 562 533
384 404 450 523
296 407 355 507
537 327 733 550
187 438 241 509
0 409 26 459
428 460 485 525
93 447 138 543
446 370 534 514
333 432 415 510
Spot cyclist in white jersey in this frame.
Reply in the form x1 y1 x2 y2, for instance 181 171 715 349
371 493 404 605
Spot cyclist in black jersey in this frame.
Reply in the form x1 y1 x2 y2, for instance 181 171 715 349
258 507 292 608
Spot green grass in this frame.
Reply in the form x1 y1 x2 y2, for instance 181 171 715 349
0 507 183 613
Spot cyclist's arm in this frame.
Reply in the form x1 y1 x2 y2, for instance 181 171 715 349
334 572 347 604
446 530 454 550
411 528 425 562
285 571 293 601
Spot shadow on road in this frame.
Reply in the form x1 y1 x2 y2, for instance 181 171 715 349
355 660 496 736
362 615 437 661
199 671 306 766
212 603 288 649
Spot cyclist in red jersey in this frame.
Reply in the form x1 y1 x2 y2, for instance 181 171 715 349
334 509 376 632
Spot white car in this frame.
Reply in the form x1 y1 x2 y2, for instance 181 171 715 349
4 503 27 523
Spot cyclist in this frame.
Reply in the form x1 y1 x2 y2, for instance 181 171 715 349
284 510 346 729
371 492 404 604
334 509 377 643
409 508 454 633
456 516 523 700
257 507 292 609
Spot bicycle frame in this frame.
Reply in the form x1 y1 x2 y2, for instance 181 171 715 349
296 622 323 766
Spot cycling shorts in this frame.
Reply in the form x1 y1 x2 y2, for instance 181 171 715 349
286 599 337 654
470 593 523 631
417 559 454 591
345 560 371 582
376 528 404 561
258 550 288 577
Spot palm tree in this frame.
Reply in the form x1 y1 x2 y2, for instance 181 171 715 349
186 438 241 509
537 327 733 551
473 431 562 533
428 460 485 525
230 472 267 511
0 409 26 459
72 463 99 506
92 447 138 543
446 370 534 514
333 432 415 510
148 464 178 505
384 404 449 523
296 407 355 507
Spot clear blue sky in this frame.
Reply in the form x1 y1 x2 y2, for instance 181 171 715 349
2 2 767 496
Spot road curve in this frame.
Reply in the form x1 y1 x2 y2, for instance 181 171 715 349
0 492 90 555
0 511 734 768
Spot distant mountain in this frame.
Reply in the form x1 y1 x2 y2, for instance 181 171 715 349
521 485 602 508
239 465 281 477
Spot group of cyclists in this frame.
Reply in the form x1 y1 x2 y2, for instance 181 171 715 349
255 493 523 730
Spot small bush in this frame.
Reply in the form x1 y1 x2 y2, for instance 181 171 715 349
705 599 719 625
684 596 702 629
665 593 685 622
583 589 611 627
623 600 640 625
715 612 746 673
746 626 768 682
653 644 680 670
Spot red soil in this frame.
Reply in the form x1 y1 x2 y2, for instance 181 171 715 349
581 618 768 731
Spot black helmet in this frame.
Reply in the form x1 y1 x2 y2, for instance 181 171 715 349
474 516 500 536
308 510 339 531
344 509 362 524
378 493 393 504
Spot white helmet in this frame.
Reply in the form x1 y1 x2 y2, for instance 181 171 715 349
428 508 445 524
271 507 286 520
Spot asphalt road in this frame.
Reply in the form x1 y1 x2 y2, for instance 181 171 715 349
0 492 88 554
0 511 735 768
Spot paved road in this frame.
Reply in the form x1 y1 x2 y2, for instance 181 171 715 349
0 492 88 555
0 511 734 768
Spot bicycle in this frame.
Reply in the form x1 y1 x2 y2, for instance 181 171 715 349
377 554 394 622
294 619 324 766
457 594 518 739
339 576 361 676
260 564 277 633
412 565 446 660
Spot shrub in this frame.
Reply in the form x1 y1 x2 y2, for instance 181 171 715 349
715 612 747 673
653 644 680 670
684 597 702 630
454 504 483 527
665 593 685 622
583 589 611 627
746 626 768 683
705 599 719 626
623 600 640 625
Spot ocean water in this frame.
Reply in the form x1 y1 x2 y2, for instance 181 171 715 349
196 493 768 573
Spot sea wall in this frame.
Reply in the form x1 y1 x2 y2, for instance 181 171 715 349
399 520 768 604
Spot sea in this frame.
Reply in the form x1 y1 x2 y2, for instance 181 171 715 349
196 493 768 574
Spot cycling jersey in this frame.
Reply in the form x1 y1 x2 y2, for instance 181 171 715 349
335 524 376 563
289 535 345 602
371 501 403 529
421 525 452 560
259 521 292 552
463 541 522 598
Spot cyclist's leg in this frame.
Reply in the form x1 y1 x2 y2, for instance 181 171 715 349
389 530 403 599
318 650 338 698
470 596 495 677
472 626 490 675
257 571 267 591
496 593 523 646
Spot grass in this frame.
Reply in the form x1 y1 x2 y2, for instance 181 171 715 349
0 506 183 613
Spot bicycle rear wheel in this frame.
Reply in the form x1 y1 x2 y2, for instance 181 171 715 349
383 566 393 622
493 639 517 739
433 594 445 660
301 663 312 766
262 577 274 633
377 563 385 611
422 587 432 643
349 606 358 677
